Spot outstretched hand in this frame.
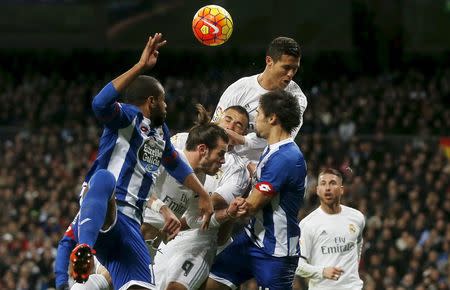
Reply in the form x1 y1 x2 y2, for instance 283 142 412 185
138 33 167 71
224 128 245 146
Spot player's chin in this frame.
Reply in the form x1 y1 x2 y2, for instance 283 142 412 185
280 80 290 88
207 165 221 176
152 116 165 127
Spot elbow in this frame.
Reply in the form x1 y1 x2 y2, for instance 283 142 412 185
295 266 309 278
91 95 104 113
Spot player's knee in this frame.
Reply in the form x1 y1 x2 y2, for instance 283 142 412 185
166 282 188 290
90 170 116 195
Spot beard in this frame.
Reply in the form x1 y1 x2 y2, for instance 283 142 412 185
151 109 166 127
200 153 220 176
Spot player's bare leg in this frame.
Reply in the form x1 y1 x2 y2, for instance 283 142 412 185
166 281 188 290
204 278 231 290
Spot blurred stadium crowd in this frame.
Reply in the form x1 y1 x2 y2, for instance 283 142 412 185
0 53 449 289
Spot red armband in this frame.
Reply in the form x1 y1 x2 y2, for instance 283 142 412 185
255 181 277 196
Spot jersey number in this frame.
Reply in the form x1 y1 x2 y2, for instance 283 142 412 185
182 261 194 276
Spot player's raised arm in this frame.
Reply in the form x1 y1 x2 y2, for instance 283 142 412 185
112 33 166 92
91 33 166 124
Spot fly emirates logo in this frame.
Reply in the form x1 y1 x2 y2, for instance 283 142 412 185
321 236 355 255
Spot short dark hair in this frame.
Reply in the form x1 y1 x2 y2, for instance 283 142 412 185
318 168 343 184
259 90 300 134
266 37 301 62
185 124 229 152
123 75 163 106
224 105 250 130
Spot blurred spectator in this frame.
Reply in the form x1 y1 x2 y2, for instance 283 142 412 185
0 53 449 289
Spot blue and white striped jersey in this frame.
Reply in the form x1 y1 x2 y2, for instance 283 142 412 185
245 138 306 257
85 82 193 222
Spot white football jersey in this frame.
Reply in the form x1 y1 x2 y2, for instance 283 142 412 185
153 133 250 290
212 74 307 162
299 205 365 290
143 149 201 229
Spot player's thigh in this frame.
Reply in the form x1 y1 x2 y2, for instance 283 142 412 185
165 253 210 290
209 232 253 289
252 253 298 290
97 212 155 290
204 277 232 290
166 281 188 290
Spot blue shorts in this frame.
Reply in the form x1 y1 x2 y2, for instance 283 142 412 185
210 231 299 290
94 211 154 290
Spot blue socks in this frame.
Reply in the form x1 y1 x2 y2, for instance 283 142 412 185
78 169 116 248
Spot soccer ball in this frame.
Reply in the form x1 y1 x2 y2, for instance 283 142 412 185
192 5 233 46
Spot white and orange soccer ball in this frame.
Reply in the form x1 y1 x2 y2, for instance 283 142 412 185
192 5 233 46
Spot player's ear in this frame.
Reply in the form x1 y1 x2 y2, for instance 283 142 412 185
197 144 207 155
148 95 157 105
268 113 277 125
266 55 273 67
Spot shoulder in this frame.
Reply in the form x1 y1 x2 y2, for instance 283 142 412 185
300 208 321 228
286 81 307 106
171 132 189 150
120 103 141 116
233 75 257 86
342 205 365 221
225 75 256 91
270 142 304 165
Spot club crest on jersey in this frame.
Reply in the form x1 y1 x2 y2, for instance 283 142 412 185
140 124 150 134
212 106 223 122
138 136 165 173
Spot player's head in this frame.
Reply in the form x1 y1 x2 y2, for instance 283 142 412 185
217 106 249 144
123 75 167 127
316 168 344 206
255 90 301 138
186 105 229 175
265 37 301 89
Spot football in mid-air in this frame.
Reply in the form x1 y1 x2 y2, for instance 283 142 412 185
192 5 233 46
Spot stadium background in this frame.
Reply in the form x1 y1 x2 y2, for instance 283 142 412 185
0 0 449 289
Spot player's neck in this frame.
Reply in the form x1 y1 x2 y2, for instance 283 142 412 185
258 71 278 91
139 104 151 118
320 203 342 215
267 127 290 145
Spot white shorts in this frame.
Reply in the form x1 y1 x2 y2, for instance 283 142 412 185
153 229 217 290
70 274 109 290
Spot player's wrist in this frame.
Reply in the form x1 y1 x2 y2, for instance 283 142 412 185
151 199 165 213
225 208 236 219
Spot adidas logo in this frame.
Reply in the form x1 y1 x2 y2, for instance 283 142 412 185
320 230 327 236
